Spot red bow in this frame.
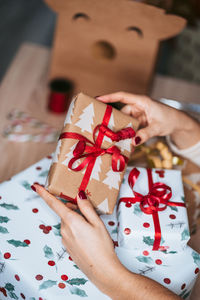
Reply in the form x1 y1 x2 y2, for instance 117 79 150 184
59 124 135 173
119 168 186 250
59 105 135 202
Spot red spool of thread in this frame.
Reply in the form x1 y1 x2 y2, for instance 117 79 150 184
48 78 74 114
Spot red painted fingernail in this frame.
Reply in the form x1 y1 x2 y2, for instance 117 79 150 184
135 136 141 145
78 190 87 200
31 185 36 192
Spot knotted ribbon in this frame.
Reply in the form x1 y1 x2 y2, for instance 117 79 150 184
59 105 135 203
118 168 186 250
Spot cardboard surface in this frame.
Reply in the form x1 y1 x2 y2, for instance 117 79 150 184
45 0 185 95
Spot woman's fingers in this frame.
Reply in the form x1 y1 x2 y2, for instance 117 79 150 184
121 104 143 118
65 202 78 210
96 92 147 108
77 190 102 226
33 185 100 227
121 104 132 115
133 125 158 146
32 184 74 220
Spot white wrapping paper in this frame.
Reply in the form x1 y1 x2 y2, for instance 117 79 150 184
0 156 110 300
116 246 200 299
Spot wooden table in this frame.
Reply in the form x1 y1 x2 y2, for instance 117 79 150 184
0 43 199 299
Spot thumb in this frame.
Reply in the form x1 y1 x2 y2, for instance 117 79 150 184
133 125 157 146
77 190 101 226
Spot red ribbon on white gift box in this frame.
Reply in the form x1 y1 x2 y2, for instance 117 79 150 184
118 168 186 250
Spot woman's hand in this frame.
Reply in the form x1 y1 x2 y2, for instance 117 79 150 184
32 184 181 300
32 185 124 296
97 92 200 149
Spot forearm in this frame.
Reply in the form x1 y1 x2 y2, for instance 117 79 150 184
105 265 180 300
170 111 200 150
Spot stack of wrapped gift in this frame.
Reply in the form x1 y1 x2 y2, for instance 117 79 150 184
0 93 199 300
116 166 200 299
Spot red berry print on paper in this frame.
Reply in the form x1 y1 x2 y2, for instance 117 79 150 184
35 274 43 281
169 214 176 219
39 224 52 234
24 239 30 245
155 259 162 265
36 166 42 170
61 274 68 281
4 252 11 259
143 222 150 228
68 256 73 261
0 287 7 297
48 260 55 266
164 278 171 284
32 208 38 213
125 202 132 208
15 274 20 281
124 228 131 235
46 226 52 231
58 282 66 289
143 251 149 256
47 155 52 159
20 293 25 299
43 228 50 234
195 268 199 274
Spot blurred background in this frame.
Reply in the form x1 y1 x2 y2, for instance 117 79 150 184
1 0 200 84
0 0 56 81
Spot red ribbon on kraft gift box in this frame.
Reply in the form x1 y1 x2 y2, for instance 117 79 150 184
59 104 136 203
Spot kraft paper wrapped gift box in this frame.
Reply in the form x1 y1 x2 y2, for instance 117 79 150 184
117 167 189 252
46 93 139 214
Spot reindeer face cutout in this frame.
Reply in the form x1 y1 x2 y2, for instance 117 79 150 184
45 0 185 95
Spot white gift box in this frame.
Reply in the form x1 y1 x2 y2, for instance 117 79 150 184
116 246 200 299
117 167 190 252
